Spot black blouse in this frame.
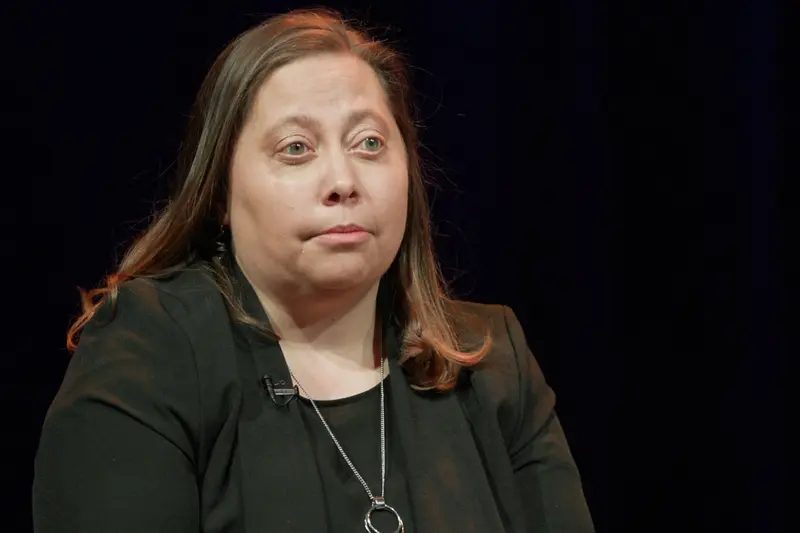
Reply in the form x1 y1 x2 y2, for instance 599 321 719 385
297 378 413 532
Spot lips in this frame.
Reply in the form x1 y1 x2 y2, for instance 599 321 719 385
322 224 368 235
315 224 371 245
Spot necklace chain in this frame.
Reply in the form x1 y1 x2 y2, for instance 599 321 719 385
288 357 386 502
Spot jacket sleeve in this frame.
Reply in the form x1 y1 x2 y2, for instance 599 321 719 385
33 280 202 533
502 306 595 533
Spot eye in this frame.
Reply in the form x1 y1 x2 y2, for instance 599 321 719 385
357 137 384 153
282 142 310 156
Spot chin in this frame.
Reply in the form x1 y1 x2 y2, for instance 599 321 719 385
306 263 379 293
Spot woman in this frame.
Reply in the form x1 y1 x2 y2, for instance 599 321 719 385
33 8 594 533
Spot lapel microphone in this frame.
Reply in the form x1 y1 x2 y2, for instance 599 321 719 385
261 375 299 406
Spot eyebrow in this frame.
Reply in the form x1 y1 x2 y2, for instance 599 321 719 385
264 109 392 141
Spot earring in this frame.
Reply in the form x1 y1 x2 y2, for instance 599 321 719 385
213 224 229 263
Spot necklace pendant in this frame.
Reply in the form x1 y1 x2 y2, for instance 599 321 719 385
364 497 404 533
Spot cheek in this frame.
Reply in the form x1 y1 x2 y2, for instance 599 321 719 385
231 172 289 239
380 171 409 237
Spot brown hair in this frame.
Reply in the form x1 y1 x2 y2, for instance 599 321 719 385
67 8 491 391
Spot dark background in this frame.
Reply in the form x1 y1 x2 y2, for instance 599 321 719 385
3 0 786 531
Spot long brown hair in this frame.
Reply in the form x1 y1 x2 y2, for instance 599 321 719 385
67 8 491 391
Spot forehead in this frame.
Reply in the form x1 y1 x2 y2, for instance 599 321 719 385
250 53 392 126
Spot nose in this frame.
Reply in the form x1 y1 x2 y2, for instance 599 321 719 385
324 186 358 206
322 155 361 206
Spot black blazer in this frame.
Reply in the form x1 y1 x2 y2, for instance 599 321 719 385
33 264 594 533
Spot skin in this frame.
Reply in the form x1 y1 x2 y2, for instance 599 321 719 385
225 53 409 399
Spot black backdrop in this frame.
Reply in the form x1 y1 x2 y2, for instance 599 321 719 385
3 1 786 531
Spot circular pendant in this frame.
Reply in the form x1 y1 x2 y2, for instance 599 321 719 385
364 497 404 533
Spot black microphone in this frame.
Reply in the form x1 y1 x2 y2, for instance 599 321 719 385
261 374 299 406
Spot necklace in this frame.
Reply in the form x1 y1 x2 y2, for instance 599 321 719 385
288 356 405 533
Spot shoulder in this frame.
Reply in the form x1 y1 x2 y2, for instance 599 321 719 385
65 262 228 409
448 300 517 337
125 263 221 310
94 264 221 331
448 300 556 446
45 267 223 472
74 264 226 380
448 299 527 374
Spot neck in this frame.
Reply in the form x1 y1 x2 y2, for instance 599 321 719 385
248 276 381 369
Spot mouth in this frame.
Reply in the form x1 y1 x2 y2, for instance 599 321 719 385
321 224 368 235
315 224 371 245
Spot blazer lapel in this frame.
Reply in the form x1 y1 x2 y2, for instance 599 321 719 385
385 326 506 532
231 269 327 533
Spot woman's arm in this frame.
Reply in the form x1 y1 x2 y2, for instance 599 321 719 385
33 280 202 533
503 306 595 533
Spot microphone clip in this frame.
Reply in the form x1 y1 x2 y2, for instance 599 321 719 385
261 375 299 407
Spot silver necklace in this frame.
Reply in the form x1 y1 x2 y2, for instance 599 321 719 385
288 356 405 533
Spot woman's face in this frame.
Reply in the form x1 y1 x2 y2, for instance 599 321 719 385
227 53 409 298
